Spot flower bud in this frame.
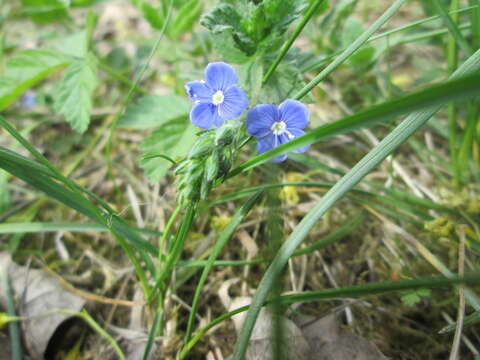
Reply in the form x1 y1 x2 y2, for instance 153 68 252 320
215 122 236 146
204 152 220 182
188 134 214 159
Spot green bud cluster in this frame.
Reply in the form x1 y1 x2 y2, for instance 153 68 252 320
175 122 237 204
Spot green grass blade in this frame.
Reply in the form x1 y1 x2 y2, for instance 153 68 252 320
229 72 480 176
231 48 480 360
1 268 23 360
178 214 362 268
181 272 480 359
184 191 263 343
141 310 162 360
302 5 478 73
151 202 197 299
293 0 406 100
433 0 473 56
262 0 326 84
0 222 107 233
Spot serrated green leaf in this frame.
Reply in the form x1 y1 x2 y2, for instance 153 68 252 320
259 63 309 104
54 54 97 133
201 0 306 61
141 116 196 182
0 49 71 110
118 95 190 129
238 59 264 104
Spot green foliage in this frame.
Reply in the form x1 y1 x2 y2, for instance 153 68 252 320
20 0 70 23
341 18 376 67
0 171 9 214
53 54 98 133
0 49 70 110
400 288 431 306
131 0 202 38
140 116 197 183
118 95 190 129
201 0 308 63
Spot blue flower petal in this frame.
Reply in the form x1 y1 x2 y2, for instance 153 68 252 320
217 85 248 120
185 81 213 103
256 134 288 162
288 128 310 153
279 99 309 130
205 62 238 91
246 104 279 138
190 102 224 129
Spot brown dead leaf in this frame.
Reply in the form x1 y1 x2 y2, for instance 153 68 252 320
0 252 85 359
229 297 310 360
301 314 389 360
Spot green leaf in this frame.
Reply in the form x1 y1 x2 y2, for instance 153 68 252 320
170 0 203 38
141 116 197 182
238 59 264 104
260 62 309 104
201 0 306 61
341 18 376 66
140 2 165 30
54 54 98 133
400 288 431 306
0 49 71 110
118 95 190 129
52 30 89 58
0 171 9 214
20 0 70 23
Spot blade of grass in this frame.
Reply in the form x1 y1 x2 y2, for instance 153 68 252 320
0 222 107 233
301 5 478 73
447 0 461 183
433 0 473 56
0 145 154 295
228 71 480 176
231 48 480 360
184 191 263 343
1 267 22 360
262 0 326 84
180 272 480 359
293 0 406 100
177 213 362 268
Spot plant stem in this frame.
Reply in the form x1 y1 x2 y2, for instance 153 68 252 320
447 0 460 184
262 0 326 84
293 0 406 100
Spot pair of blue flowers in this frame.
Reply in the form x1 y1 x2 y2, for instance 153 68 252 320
185 62 309 162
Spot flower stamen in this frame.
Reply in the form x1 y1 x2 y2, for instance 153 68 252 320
212 90 225 105
271 121 287 135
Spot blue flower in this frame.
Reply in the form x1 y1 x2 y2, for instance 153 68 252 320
185 62 248 129
246 99 310 162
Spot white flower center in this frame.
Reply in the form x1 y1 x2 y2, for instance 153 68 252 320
271 121 287 135
212 90 224 105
